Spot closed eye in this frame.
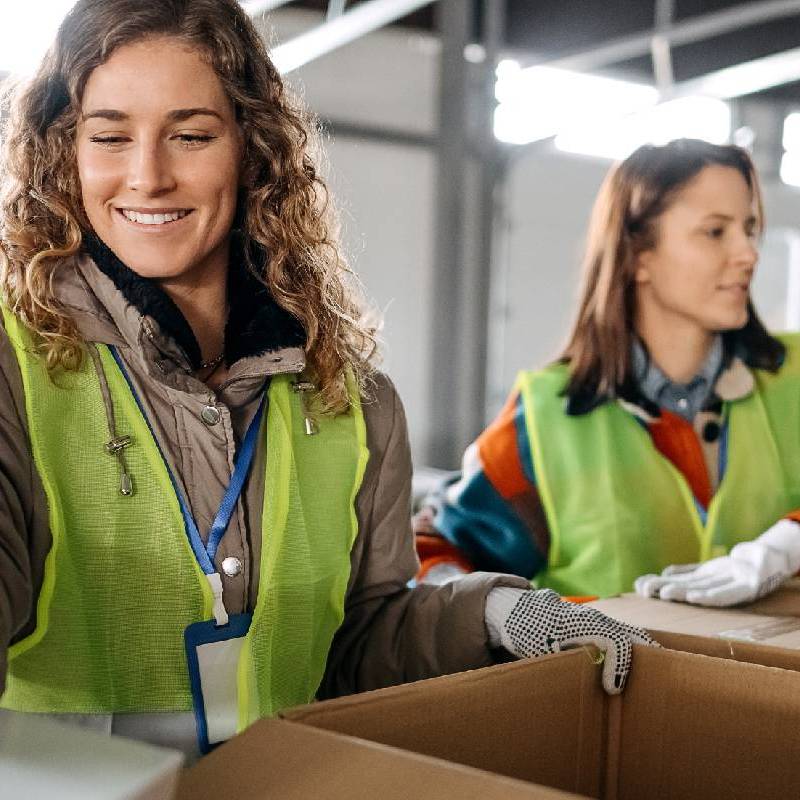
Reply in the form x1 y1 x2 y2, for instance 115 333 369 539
173 134 216 146
89 135 129 146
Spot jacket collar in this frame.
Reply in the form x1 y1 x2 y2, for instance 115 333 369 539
52 235 307 393
82 233 306 369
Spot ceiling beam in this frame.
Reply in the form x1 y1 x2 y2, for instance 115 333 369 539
545 0 800 72
673 45 800 99
262 0 435 74
651 0 675 92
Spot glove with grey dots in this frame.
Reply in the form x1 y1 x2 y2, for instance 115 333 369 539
500 589 657 694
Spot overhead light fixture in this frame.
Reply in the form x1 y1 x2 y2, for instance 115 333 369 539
494 64 657 146
554 95 731 161
783 112 800 153
781 113 800 188
780 152 800 188
0 2 77 76
494 60 732 158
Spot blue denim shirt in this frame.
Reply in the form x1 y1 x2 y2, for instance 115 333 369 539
632 336 724 421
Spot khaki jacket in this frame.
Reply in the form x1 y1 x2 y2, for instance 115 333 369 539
0 247 528 701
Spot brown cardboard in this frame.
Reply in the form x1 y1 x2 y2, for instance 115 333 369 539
589 593 800 650
651 628 800 670
175 716 582 799
284 651 606 798
281 646 800 800
745 577 800 616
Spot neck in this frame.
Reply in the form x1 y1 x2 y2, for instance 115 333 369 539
635 306 714 384
158 265 228 364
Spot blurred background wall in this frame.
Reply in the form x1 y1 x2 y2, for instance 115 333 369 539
5 0 800 469
264 4 800 466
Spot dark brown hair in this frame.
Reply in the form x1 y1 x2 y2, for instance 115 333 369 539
0 0 379 413
561 138 783 403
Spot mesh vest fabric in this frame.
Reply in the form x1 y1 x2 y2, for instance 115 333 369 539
518 335 800 598
1 309 367 722
238 370 368 726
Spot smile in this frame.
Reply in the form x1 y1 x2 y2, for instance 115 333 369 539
117 208 192 226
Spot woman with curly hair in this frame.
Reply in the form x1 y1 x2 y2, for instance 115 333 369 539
0 0 650 759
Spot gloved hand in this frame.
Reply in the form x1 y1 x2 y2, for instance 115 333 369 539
635 519 800 607
497 588 656 694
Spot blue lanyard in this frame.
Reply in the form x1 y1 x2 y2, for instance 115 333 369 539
109 347 266 576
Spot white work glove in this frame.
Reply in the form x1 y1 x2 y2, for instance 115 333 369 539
635 519 800 607
490 588 656 694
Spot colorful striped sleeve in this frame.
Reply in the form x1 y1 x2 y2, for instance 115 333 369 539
430 390 549 579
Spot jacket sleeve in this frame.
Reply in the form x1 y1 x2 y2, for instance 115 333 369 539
318 375 530 699
417 388 551 580
0 319 51 696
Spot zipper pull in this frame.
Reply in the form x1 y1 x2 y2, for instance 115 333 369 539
292 380 318 435
106 436 134 497
119 472 133 496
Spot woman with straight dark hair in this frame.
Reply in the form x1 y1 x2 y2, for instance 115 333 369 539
0 0 651 760
417 138 800 609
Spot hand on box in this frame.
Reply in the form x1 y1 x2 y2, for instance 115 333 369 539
634 519 800 607
496 588 656 694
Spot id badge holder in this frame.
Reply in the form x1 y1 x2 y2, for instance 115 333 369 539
184 612 252 754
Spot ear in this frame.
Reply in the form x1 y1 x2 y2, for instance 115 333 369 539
633 250 652 285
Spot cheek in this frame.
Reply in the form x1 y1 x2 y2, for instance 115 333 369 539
76 151 118 205
202 158 241 214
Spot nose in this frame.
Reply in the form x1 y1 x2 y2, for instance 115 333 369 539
127 140 176 196
731 229 758 272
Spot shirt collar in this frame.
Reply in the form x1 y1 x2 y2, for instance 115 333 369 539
632 335 723 401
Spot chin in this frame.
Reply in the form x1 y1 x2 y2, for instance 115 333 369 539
127 263 188 280
710 312 749 332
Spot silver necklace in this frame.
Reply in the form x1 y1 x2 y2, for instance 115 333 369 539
198 352 224 371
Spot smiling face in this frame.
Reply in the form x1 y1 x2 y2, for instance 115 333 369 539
634 164 759 340
76 36 243 288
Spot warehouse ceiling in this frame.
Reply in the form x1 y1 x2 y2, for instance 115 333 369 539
289 0 800 101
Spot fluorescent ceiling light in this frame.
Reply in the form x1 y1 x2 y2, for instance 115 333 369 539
554 96 731 161
494 64 657 145
677 46 800 100
780 152 800 188
0 2 77 76
784 112 800 152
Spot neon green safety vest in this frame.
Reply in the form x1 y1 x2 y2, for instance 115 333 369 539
0 308 369 731
518 334 800 598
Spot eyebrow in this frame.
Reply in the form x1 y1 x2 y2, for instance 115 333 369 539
82 107 224 122
701 213 757 225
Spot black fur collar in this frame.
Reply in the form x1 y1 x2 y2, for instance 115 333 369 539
83 233 306 369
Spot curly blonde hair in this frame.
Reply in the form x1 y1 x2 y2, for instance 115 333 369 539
0 0 379 413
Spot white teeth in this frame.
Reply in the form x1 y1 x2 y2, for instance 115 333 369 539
121 209 188 225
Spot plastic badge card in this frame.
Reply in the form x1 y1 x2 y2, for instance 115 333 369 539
184 613 252 754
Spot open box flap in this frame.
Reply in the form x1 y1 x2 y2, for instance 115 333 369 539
175 716 584 799
283 650 607 798
285 645 800 800
612 645 800 799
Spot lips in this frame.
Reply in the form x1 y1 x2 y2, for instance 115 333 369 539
718 283 749 293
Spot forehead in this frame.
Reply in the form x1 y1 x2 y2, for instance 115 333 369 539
665 165 753 218
81 36 233 115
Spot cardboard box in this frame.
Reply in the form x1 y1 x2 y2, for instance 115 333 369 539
176 715 580 799
589 593 800 669
282 647 800 799
743 577 800 616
